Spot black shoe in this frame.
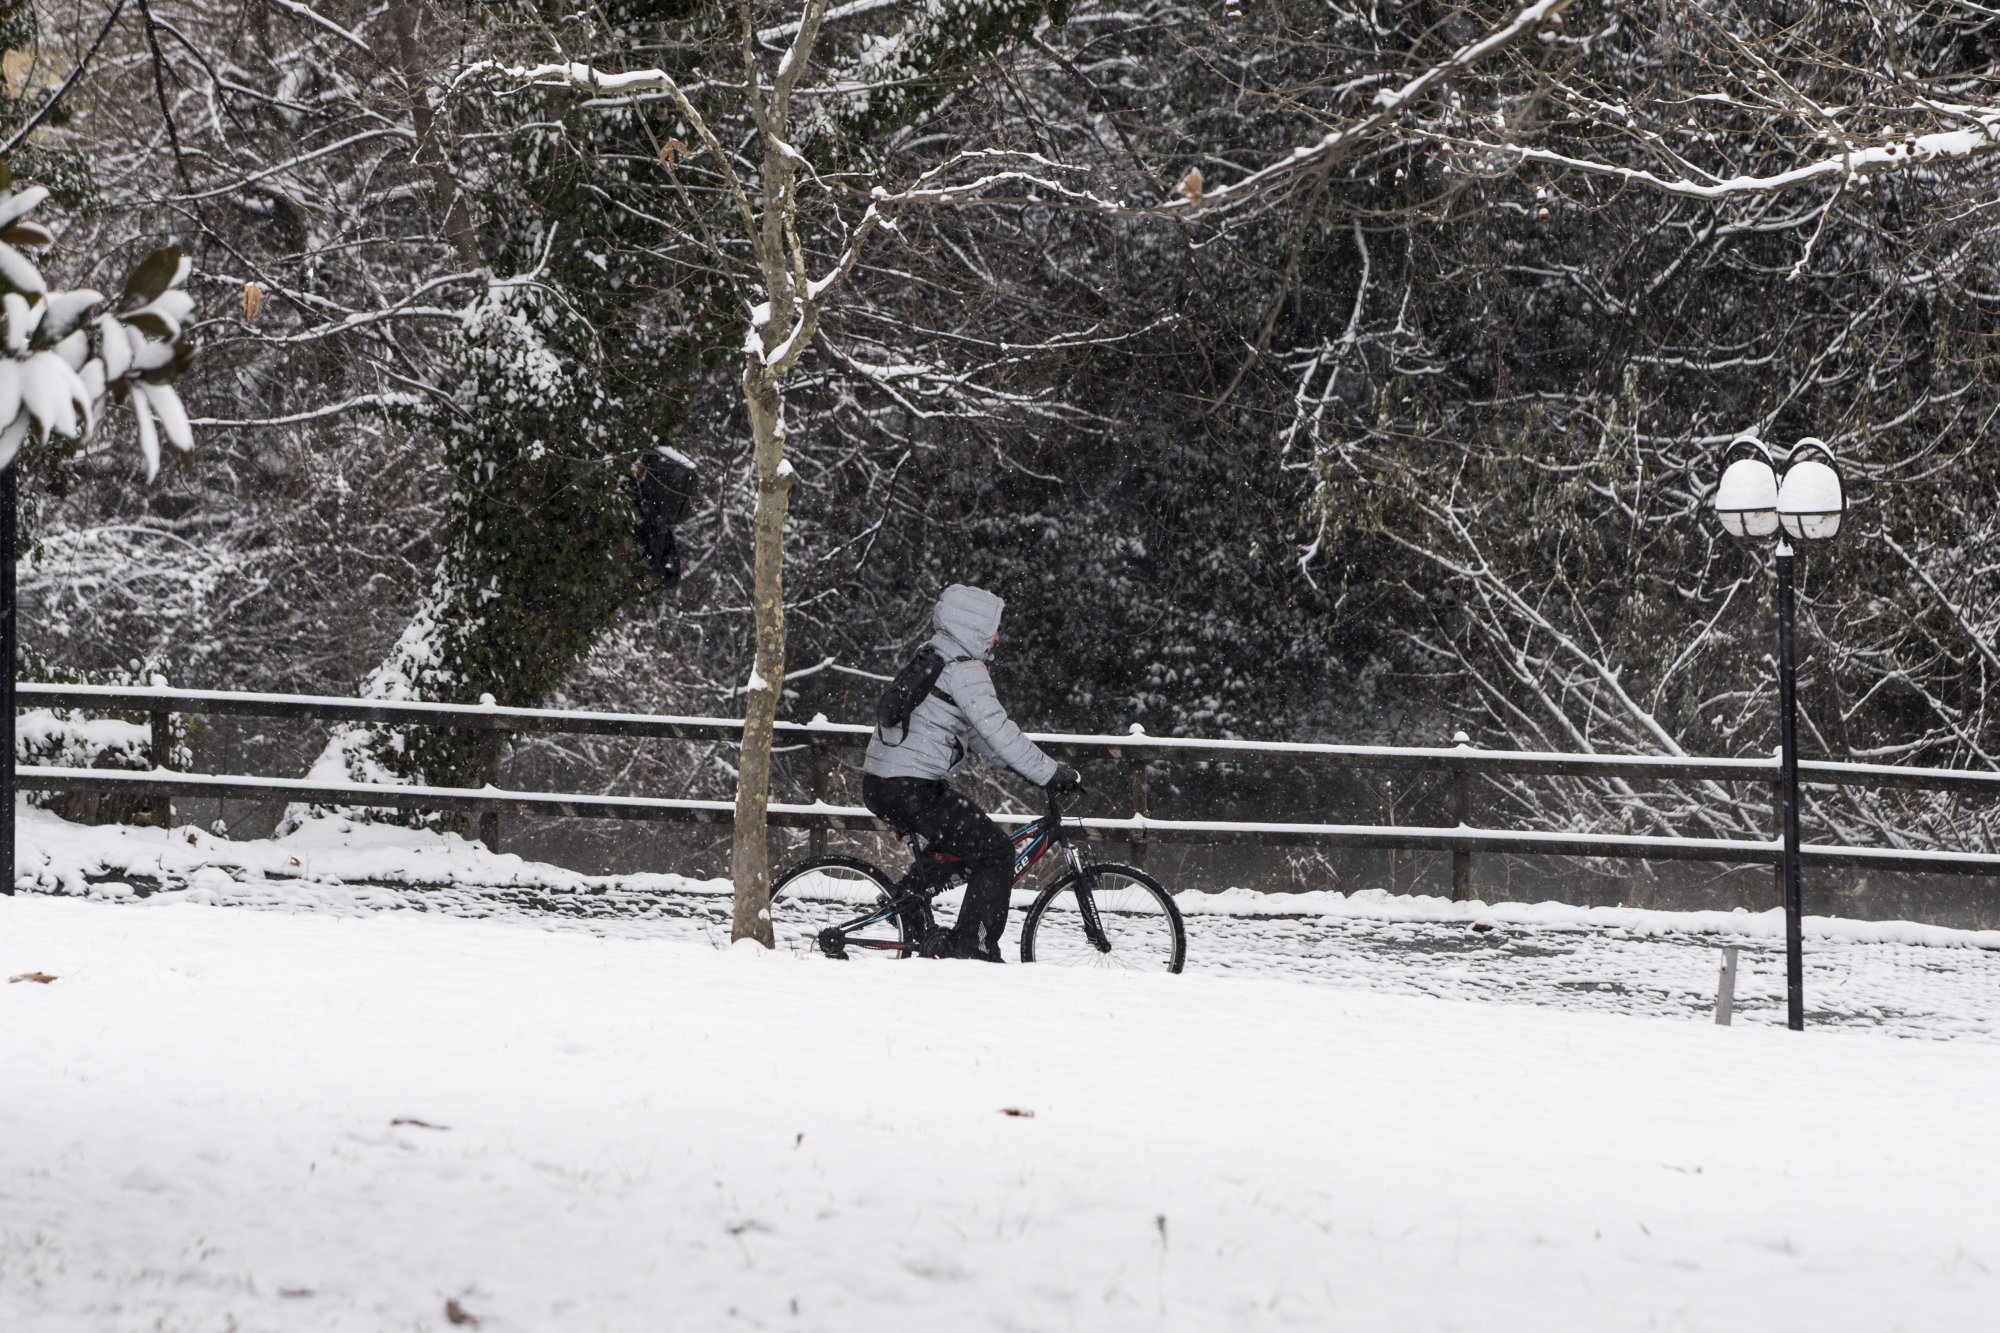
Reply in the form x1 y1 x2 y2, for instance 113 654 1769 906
916 927 1006 963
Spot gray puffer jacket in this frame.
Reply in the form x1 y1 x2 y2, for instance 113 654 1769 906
862 584 1060 787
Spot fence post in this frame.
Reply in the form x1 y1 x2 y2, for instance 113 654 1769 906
808 736 830 859
1127 755 1149 871
1450 731 1472 902
478 729 503 852
150 707 174 829
1714 945 1740 1026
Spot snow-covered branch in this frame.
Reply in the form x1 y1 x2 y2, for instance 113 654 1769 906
465 60 758 240
1487 116 2000 199
1182 0 1575 212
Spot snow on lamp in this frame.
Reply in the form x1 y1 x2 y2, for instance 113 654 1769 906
1713 435 1779 538
1776 438 1845 541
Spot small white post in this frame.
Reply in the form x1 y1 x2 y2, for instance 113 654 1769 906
1714 945 1740 1026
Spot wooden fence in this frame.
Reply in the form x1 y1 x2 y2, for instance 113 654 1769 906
16 682 2000 894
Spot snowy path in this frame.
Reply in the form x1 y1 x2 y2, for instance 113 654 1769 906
4 895 1998 1333
51 867 2000 1044
15 805 2000 1040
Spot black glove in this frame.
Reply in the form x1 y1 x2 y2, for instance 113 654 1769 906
1044 763 1085 800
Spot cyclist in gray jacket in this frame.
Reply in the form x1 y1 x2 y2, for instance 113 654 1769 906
862 583 1083 961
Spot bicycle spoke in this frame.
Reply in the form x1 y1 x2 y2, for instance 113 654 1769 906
1024 871 1184 972
769 860 912 961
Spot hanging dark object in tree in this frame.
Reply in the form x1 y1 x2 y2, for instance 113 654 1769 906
632 447 700 587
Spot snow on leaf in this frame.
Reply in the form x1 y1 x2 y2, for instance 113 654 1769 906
20 349 81 440
0 185 49 232
0 240 45 295
53 328 87 372
141 382 194 455
96 315 130 380
131 388 160 480
41 289 100 345
4 291 38 355
129 324 173 373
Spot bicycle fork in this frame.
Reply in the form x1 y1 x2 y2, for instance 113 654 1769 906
1080 868 1112 948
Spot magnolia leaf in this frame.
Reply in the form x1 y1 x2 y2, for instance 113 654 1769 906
41 290 100 348
97 314 131 380
119 247 182 313
0 184 47 232
0 414 24 472
0 357 20 428
141 381 192 455
2 222 52 249
125 311 173 340
20 349 72 440
78 357 103 412
0 240 46 296
2 291 31 356
130 385 160 480
129 324 173 374
53 328 87 372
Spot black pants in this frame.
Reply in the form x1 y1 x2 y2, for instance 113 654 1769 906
861 775 1013 958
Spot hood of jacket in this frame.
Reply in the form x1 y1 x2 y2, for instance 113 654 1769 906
932 583 1004 661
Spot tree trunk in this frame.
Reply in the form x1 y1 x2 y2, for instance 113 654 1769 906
730 368 795 945
387 0 479 267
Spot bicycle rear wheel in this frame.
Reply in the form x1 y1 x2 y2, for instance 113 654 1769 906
769 856 913 960
1019 862 1186 973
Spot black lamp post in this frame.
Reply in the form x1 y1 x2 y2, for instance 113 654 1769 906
1713 434 1846 1030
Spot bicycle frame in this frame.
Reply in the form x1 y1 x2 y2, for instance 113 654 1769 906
820 797 1096 955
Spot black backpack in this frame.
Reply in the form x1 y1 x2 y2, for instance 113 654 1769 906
633 448 700 587
875 646 970 744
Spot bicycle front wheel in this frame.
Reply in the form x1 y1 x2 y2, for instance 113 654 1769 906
769 856 913 960
1019 863 1186 973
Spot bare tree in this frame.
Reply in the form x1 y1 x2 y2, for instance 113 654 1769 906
486 0 1095 940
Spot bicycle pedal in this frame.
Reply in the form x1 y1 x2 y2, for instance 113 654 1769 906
815 927 849 961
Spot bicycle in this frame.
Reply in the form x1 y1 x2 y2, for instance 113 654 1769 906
769 792 1187 972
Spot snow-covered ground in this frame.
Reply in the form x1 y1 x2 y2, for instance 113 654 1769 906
6 891 2000 1333
16 804 2000 1041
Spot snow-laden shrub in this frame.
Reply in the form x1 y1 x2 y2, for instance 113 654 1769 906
0 161 198 478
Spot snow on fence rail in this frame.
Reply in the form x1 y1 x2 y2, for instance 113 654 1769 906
15 683 2000 888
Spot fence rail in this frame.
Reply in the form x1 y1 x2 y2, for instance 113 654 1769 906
15 682 2000 888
